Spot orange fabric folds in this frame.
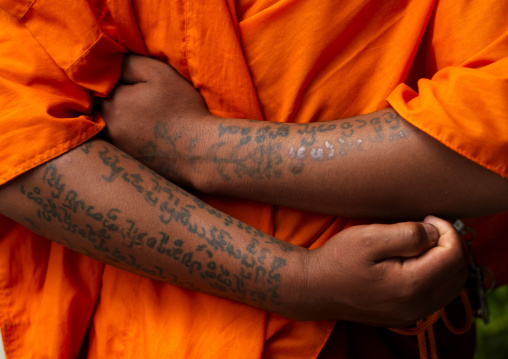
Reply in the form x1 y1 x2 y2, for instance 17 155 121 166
0 2 123 357
0 1 334 358
0 0 508 358
0 0 125 186
388 1 508 178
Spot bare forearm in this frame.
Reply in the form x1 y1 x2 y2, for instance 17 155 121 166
0 139 305 318
128 108 508 219
101 57 508 219
0 138 470 326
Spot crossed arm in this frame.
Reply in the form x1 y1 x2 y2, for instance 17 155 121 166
1 54 492 327
0 137 466 326
102 55 508 220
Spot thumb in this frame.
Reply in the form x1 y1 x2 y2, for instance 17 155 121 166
121 54 162 84
401 215 467 307
366 222 439 262
422 215 460 250
400 216 466 276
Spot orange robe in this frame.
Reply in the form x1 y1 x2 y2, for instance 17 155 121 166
0 0 507 358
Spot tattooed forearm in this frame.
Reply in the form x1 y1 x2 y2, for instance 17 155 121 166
14 139 300 308
131 109 412 185
207 110 411 180
102 106 446 218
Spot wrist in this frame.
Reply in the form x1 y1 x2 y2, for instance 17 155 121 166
291 245 349 322
184 114 221 193
279 246 312 321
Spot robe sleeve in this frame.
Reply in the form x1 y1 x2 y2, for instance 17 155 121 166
387 1 508 179
0 0 125 186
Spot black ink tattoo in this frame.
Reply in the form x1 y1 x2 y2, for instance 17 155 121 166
20 144 292 306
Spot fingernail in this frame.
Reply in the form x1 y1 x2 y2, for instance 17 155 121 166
423 223 439 245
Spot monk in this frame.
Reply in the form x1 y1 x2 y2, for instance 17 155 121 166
0 0 507 358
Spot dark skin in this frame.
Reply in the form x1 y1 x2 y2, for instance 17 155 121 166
101 55 508 220
0 51 470 327
101 53 485 324
0 139 466 327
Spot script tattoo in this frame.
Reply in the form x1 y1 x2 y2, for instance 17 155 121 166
210 111 411 178
287 111 410 174
131 111 410 183
135 121 205 180
210 122 290 181
19 140 290 305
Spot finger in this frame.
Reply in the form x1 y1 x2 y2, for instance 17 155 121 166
423 215 460 249
409 215 467 282
121 54 163 84
366 222 439 262
400 216 465 272
402 250 467 315
401 218 467 309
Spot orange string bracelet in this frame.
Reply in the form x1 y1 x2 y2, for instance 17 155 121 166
389 289 473 359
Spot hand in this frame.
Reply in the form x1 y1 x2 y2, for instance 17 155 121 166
100 54 211 167
294 216 467 327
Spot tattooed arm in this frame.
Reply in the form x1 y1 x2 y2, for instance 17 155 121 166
0 139 466 326
102 55 508 219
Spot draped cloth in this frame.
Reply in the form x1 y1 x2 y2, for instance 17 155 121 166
0 0 507 357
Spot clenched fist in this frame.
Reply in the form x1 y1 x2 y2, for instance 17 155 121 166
292 216 466 327
101 55 212 185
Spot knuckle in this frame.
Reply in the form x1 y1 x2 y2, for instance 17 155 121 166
360 233 375 249
357 225 379 247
